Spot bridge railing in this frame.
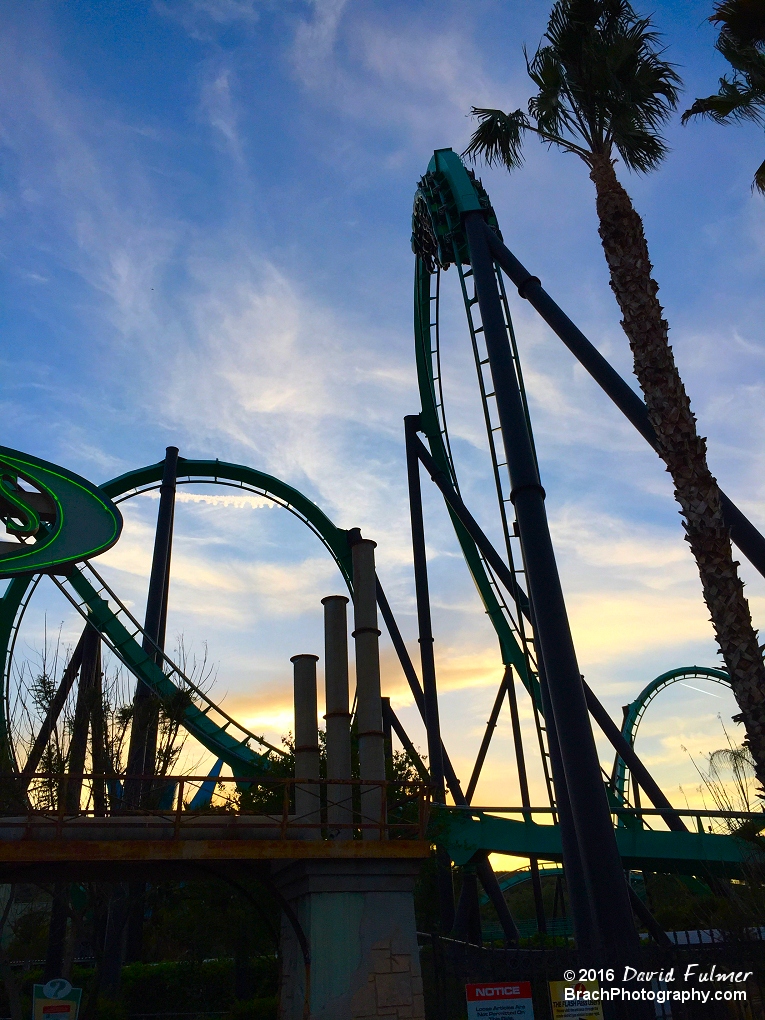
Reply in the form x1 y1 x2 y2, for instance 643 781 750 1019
0 773 432 842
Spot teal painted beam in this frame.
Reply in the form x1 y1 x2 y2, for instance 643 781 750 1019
66 566 274 776
434 808 764 878
427 148 485 215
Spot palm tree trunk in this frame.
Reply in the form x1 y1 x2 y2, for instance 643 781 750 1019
589 152 765 788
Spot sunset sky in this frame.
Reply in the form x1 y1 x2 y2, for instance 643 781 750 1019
2 0 764 822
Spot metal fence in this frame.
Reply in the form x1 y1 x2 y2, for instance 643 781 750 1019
420 932 765 1019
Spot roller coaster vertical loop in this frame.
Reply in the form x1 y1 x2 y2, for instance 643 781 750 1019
0 458 356 777
613 666 731 807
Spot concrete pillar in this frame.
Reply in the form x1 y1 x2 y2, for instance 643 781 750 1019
274 859 425 1020
291 654 320 839
322 595 352 837
350 536 386 840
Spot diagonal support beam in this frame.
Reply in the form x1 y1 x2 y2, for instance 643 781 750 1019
466 207 637 964
375 577 520 943
375 580 462 796
413 431 687 833
484 224 765 581
465 670 510 804
405 415 446 804
22 630 85 785
583 682 686 832
628 885 672 947
382 701 429 783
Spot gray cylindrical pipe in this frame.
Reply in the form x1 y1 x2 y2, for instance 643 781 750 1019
291 653 320 839
350 534 387 839
322 595 352 837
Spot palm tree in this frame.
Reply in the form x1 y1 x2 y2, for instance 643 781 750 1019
682 0 765 193
464 0 765 789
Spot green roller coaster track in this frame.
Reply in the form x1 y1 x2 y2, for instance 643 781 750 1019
411 148 764 875
0 457 354 778
413 148 558 809
613 666 732 806
413 151 537 694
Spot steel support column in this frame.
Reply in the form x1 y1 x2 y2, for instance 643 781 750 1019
376 576 518 943
65 623 101 812
123 446 178 969
464 210 638 966
126 445 179 800
505 667 546 935
404 414 454 932
411 434 685 833
535 651 598 960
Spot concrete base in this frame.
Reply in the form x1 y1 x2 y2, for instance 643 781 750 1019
273 858 425 1020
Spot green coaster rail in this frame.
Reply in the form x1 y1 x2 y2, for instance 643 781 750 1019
51 560 280 776
435 802 764 879
413 154 538 698
413 150 557 809
0 457 355 780
613 666 732 807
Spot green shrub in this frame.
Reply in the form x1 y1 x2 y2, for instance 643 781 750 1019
90 998 128 1020
229 995 278 1020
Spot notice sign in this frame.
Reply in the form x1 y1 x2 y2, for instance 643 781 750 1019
549 981 604 1020
466 982 534 1019
33 980 82 1020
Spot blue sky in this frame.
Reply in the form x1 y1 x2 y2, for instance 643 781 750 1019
2 0 765 814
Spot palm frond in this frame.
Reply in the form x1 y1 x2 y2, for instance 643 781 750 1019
683 4 765 133
527 45 580 138
612 126 668 173
710 0 765 47
463 107 531 169
518 0 680 170
682 81 765 124
718 29 765 76
754 154 765 193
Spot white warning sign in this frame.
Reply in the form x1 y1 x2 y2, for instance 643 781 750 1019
466 981 535 1019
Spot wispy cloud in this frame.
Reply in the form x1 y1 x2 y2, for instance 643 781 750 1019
100 504 341 623
147 252 419 549
151 490 277 509
199 64 245 161
289 2 519 153
292 0 350 90
155 0 263 41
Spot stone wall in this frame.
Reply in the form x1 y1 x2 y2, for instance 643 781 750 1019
349 936 424 1019
273 859 425 1020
